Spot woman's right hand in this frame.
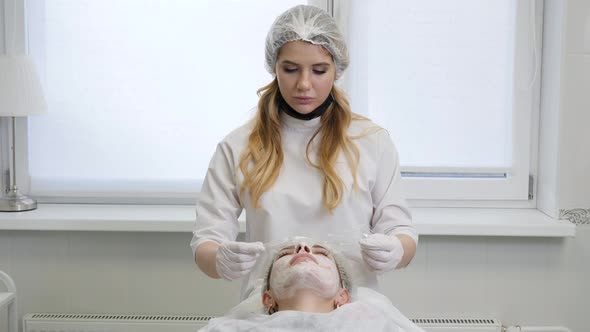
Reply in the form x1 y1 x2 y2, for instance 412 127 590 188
215 241 266 280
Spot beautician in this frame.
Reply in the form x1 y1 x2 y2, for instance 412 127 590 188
191 4 417 299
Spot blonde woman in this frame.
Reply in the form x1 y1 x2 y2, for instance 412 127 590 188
191 5 417 300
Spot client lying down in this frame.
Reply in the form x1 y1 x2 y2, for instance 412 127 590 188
199 238 425 332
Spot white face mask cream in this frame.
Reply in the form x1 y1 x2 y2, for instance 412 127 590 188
269 242 340 300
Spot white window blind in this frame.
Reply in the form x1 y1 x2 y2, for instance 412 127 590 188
23 0 540 204
25 0 309 203
341 0 540 201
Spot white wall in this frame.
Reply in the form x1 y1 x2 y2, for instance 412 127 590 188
537 0 590 215
1 0 589 331
558 0 590 209
0 230 588 331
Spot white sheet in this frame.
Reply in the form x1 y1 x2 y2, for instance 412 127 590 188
198 287 425 332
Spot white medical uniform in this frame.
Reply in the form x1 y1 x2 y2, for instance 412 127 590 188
191 112 417 299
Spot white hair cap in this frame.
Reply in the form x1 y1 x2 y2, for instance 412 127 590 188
265 5 349 80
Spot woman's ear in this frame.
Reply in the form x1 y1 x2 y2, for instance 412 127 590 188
262 291 276 313
334 288 351 308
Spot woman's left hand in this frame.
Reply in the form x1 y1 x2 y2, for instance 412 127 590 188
359 233 405 272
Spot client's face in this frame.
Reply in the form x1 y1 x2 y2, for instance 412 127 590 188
269 241 341 300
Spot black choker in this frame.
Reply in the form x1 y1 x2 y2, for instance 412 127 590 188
279 93 334 121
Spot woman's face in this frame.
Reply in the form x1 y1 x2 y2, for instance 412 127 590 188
275 40 336 115
269 241 340 300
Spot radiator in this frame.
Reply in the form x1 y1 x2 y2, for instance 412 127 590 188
23 314 212 332
414 318 502 332
23 313 502 332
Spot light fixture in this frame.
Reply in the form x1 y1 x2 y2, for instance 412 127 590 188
0 55 47 211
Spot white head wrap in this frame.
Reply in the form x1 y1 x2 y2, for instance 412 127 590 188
265 5 349 80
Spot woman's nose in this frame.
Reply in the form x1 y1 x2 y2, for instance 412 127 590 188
296 74 311 90
296 243 311 253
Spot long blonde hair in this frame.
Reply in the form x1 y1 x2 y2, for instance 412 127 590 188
238 78 363 213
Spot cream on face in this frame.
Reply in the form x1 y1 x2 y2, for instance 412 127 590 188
269 242 340 300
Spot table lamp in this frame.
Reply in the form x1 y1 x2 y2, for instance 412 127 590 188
0 55 47 211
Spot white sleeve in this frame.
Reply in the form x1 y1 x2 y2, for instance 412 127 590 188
190 141 243 258
370 130 418 244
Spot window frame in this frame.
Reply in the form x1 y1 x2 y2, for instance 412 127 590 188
2 0 543 208
336 0 543 206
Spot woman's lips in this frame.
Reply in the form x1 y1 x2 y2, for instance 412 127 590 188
290 253 318 265
294 97 314 105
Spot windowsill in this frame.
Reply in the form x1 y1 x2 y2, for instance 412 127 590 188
0 204 576 237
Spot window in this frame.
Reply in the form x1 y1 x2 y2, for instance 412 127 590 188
339 0 541 203
22 0 315 203
4 0 541 206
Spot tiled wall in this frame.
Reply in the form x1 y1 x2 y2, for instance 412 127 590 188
0 229 587 331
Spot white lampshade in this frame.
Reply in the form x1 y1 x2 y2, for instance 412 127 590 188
0 55 47 117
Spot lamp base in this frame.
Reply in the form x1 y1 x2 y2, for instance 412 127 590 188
0 190 37 212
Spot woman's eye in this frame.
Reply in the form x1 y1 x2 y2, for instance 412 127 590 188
277 250 291 258
283 68 297 73
314 248 329 256
313 70 327 75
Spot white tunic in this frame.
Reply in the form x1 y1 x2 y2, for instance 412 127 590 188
191 112 417 299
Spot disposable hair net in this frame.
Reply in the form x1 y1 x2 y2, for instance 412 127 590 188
265 5 349 80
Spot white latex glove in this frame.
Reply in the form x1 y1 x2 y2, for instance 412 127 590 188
215 241 266 281
359 233 404 272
